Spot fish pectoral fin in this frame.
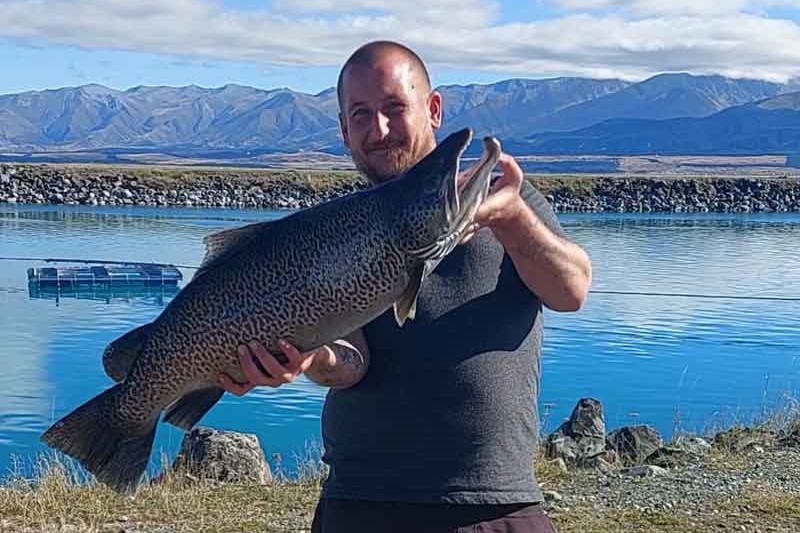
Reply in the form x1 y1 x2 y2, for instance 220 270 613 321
393 262 428 327
102 323 154 382
163 387 225 431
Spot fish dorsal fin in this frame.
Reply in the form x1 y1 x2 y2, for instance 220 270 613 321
194 220 275 279
102 323 154 382
393 260 440 327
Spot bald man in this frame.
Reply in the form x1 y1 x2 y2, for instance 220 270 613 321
221 40 592 532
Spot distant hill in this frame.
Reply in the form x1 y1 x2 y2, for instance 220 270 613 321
0 74 797 157
524 92 800 155
435 77 630 139
0 84 341 153
525 74 789 133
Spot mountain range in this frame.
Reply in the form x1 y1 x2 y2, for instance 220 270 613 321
0 73 798 158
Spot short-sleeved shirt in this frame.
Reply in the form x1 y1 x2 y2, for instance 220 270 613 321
319 180 567 504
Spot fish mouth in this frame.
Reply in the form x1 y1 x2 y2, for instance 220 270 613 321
411 131 501 262
447 135 501 230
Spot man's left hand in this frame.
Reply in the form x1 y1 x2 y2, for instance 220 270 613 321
460 153 526 243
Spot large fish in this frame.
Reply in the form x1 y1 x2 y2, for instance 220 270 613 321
41 128 501 493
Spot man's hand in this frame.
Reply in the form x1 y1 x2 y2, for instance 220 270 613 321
219 340 321 396
459 151 592 311
459 152 526 243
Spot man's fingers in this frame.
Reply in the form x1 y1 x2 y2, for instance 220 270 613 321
238 344 271 384
249 341 295 384
219 373 253 397
277 339 305 370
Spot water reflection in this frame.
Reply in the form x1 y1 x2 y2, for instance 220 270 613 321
0 205 799 479
28 283 181 307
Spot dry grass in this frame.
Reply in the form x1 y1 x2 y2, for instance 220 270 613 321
549 491 800 533
3 448 800 532
3 399 799 532
0 452 323 533
552 507 697 533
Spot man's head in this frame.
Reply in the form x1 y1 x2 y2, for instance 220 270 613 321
337 41 442 184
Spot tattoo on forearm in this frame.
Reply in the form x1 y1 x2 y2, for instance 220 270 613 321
308 342 367 388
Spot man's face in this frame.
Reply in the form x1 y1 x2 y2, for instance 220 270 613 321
339 53 442 184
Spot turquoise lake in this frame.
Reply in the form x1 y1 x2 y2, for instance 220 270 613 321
1 205 799 479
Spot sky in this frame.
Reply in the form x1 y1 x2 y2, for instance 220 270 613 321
0 0 799 95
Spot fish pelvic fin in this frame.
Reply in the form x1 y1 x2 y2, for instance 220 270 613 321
393 262 429 327
40 384 157 495
163 387 225 431
102 323 154 382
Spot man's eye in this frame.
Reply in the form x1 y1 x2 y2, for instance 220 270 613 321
387 103 406 114
352 109 368 119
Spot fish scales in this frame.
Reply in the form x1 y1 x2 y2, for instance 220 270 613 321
40 127 501 493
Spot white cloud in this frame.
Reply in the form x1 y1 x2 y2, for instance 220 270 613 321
0 0 798 82
553 0 800 17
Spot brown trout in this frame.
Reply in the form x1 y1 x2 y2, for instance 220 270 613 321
41 128 501 493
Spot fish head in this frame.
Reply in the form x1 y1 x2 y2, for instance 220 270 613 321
391 127 501 263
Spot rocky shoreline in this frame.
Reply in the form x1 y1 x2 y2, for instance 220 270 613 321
1 397 799 532
2 164 800 214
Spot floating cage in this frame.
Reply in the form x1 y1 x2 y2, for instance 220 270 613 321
27 264 183 288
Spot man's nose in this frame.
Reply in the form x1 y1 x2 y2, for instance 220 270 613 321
369 111 390 140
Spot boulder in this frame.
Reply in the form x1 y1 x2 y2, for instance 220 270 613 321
171 427 272 485
544 398 614 468
713 425 777 453
778 422 800 448
641 434 712 469
607 425 663 466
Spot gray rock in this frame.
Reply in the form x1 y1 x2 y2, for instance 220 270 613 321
607 425 663 466
543 490 563 503
544 398 610 468
778 422 800 448
172 427 272 485
674 435 712 455
624 465 668 478
713 426 777 452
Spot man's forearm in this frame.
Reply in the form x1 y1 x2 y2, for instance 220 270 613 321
305 339 369 389
491 196 592 312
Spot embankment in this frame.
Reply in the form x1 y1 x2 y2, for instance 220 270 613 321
2 164 800 213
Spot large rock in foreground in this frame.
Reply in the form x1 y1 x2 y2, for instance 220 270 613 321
607 425 663 466
544 398 615 468
171 427 273 485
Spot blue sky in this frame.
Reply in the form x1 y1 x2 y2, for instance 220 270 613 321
0 0 798 95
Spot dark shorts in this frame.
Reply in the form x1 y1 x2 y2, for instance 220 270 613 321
310 498 557 533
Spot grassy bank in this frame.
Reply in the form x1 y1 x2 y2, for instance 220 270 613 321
3 437 799 533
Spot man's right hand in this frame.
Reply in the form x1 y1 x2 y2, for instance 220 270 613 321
219 339 322 396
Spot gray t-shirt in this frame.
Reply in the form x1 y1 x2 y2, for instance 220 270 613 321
319 181 567 504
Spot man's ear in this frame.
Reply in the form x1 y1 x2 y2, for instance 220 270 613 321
339 112 351 150
428 90 442 130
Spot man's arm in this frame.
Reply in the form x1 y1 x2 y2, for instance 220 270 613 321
473 154 592 312
304 329 371 389
219 328 371 395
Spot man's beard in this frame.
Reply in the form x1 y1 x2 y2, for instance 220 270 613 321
353 135 432 184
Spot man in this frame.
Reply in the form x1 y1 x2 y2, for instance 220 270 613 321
219 41 592 532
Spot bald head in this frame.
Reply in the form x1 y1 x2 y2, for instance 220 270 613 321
337 41 432 111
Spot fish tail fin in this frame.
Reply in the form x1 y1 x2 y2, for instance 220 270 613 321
40 384 157 494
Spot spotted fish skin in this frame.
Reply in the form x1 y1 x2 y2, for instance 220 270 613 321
40 127 501 494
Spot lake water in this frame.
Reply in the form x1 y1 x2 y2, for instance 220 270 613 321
1 205 799 480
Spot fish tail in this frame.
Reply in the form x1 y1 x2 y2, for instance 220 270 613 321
40 384 157 494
